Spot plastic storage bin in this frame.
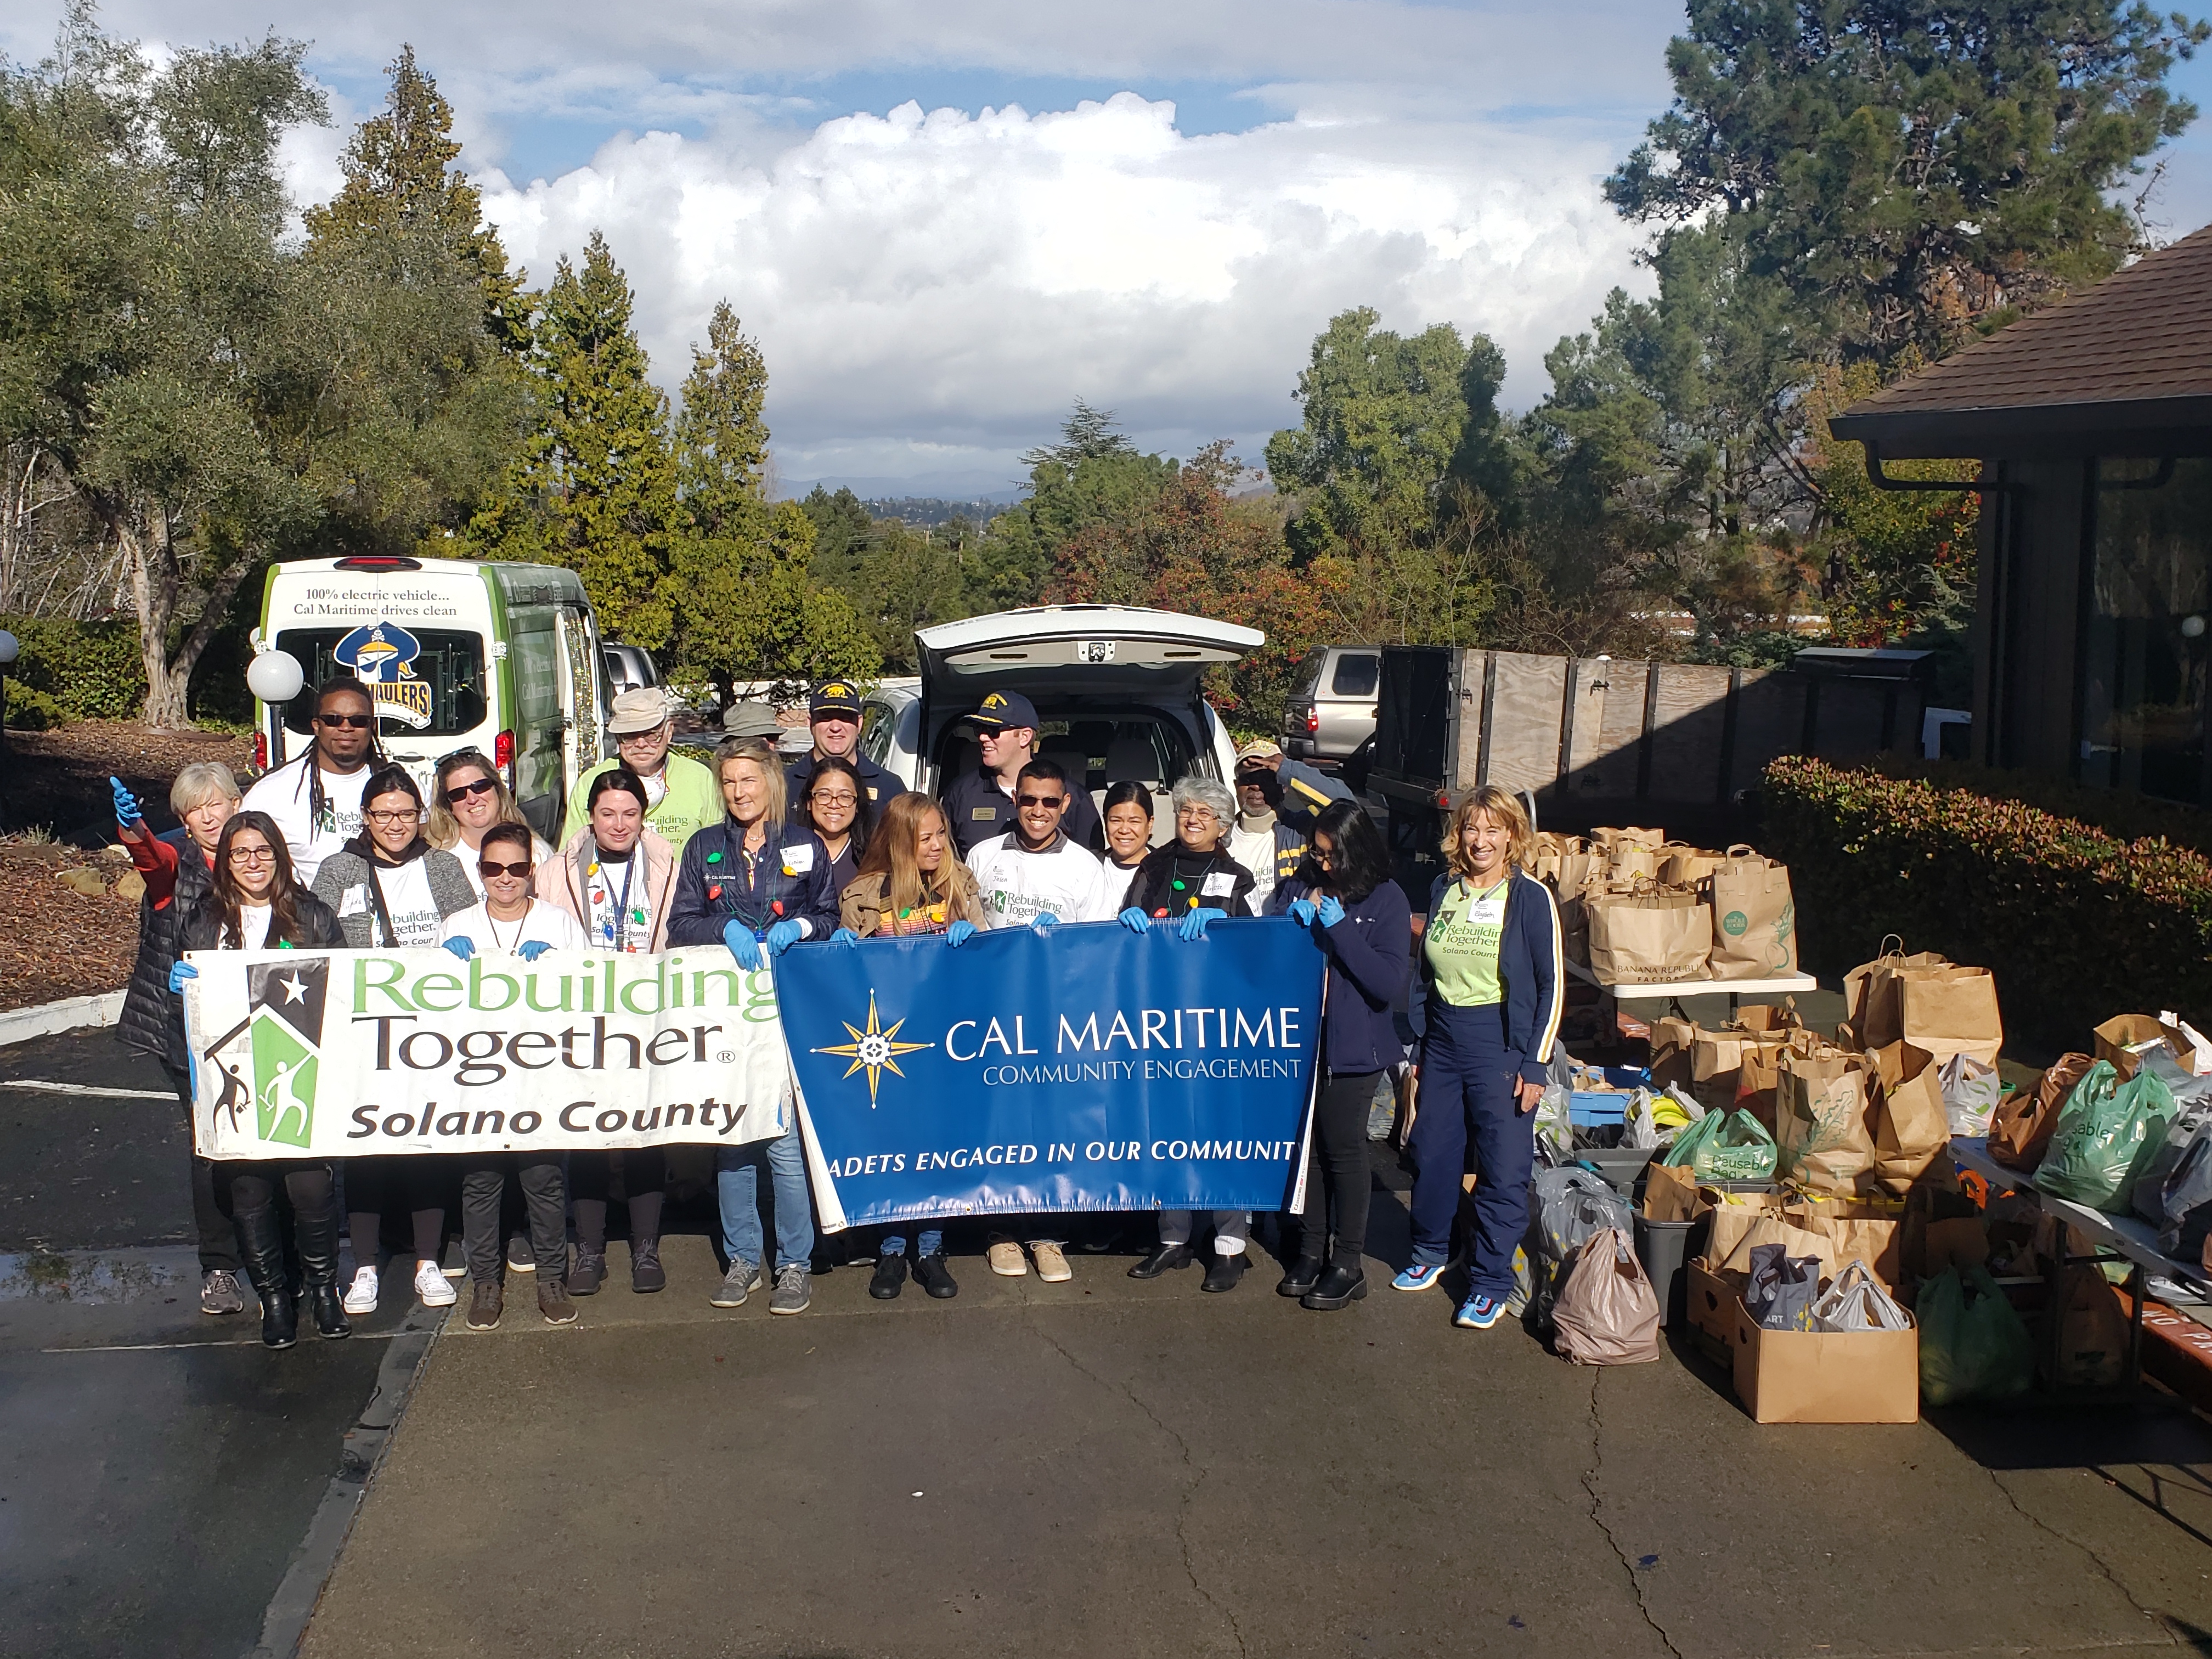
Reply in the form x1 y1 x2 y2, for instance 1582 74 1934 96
1635 1212 1707 1329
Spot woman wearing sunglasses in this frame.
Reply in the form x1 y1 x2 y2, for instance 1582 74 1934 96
312 765 476 1318
166 812 346 1348
426 749 556 900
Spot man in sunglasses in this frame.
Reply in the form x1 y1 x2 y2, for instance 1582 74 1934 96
961 755 1121 1283
241 676 380 884
437 823 586 1328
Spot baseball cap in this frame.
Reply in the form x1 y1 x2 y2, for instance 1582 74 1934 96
1234 738 1284 765
720 700 783 738
966 690 1039 731
607 687 674 736
810 680 864 721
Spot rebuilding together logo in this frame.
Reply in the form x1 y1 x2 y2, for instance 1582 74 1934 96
201 960 330 1150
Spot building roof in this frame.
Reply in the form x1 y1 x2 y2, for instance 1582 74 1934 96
1828 222 2212 459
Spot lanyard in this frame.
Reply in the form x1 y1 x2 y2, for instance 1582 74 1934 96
596 854 636 952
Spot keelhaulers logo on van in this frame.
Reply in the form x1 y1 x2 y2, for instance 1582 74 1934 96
198 960 330 1150
334 621 433 729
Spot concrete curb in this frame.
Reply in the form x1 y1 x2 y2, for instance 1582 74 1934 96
0 991 124 1047
252 1304 444 1659
0 1244 198 1302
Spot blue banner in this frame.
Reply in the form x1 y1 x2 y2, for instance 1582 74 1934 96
776 919 1324 1228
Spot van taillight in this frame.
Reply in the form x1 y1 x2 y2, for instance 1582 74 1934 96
1305 709 1320 733
253 732 267 772
495 729 514 782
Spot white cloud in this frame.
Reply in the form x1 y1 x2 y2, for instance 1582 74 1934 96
481 94 1651 485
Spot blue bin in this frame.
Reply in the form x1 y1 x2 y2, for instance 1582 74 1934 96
1568 1091 1629 1126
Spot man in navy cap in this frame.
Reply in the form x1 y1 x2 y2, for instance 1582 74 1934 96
940 689 1103 856
786 679 895 822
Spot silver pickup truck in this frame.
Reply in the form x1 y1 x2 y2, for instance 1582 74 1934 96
1282 644 1380 766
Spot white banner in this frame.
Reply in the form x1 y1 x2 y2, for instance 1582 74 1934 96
182 947 791 1160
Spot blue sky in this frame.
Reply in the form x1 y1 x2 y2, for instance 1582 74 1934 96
10 3 2211 498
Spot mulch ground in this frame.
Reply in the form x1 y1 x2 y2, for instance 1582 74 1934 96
3 721 255 1014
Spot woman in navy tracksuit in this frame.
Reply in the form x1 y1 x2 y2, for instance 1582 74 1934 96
666 736 841 1315
1266 800 1410 1310
1395 785 1564 1330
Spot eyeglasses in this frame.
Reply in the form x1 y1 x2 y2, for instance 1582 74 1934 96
317 713 373 729
810 791 858 809
1176 807 1218 821
228 847 275 866
616 727 667 744
478 859 533 879
443 777 498 804
364 808 421 826
1017 794 1066 809
1312 843 1337 865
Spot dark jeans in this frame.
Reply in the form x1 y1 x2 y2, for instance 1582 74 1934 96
165 1064 238 1273
346 1154 452 1268
568 1147 665 1249
1408 1002 1531 1301
1297 1068 1380 1269
461 1156 567 1285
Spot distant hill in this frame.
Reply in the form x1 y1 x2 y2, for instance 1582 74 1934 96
862 496 1011 528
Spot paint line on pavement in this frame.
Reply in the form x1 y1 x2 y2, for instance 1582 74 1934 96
0 1078 173 1100
43 1334 405 1353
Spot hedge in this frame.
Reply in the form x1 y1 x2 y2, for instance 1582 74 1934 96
0 615 147 721
1760 755 2212 1056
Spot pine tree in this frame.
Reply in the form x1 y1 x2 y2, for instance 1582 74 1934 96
477 232 678 646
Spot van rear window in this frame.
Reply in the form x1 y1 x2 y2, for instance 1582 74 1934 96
275 627 489 737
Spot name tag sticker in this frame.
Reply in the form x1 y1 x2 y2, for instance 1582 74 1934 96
780 842 815 876
1201 872 1237 898
1469 896 1506 926
972 806 997 820
339 886 370 917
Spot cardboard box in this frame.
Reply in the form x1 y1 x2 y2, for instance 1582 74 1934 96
1687 1259 1745 1354
1730 1308 1920 1424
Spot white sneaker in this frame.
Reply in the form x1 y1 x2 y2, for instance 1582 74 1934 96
414 1259 457 1308
342 1265 380 1314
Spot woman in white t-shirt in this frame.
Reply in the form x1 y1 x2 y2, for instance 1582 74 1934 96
435 823 584 1329
426 748 557 901
311 766 476 1320
166 811 346 1349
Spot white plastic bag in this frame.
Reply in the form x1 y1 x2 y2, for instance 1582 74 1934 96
1535 1084 1573 1161
1939 1052 2002 1138
1810 1259 1911 1332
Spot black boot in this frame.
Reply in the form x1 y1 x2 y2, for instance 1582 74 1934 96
1128 1243 1195 1280
295 1193 352 1339
1277 1256 1324 1297
1202 1251 1247 1293
1301 1262 1368 1310
234 1200 296 1350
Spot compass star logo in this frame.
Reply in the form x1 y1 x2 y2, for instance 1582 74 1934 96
812 990 933 1107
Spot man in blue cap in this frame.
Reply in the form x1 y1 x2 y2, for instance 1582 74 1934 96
785 679 895 821
940 690 1103 856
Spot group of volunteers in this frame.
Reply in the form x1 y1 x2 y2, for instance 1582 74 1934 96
115 672 1562 1351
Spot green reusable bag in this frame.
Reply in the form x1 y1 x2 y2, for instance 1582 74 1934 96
1918 1265 2034 1406
2034 1061 2177 1214
1697 1110 1779 1182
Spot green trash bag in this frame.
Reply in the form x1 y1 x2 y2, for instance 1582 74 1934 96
1660 1108 1776 1182
2034 1060 2177 1214
1918 1265 2035 1406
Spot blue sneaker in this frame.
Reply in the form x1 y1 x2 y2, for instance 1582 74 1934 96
1391 1263 1446 1293
1454 1294 1505 1330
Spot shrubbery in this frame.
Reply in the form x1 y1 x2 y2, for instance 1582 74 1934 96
1761 756 2212 1054
0 616 147 721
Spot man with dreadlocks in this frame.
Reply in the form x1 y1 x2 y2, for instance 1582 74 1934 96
243 676 382 885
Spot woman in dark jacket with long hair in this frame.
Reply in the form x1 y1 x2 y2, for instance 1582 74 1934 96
167 811 347 1349
1266 801 1410 1309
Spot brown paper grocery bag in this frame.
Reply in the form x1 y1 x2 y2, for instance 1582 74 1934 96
1702 1192 1791 1266
1587 886 1710 985
1717 1214 1839 1278
1643 1162 1700 1223
1842 941 1948 1047
1651 1015 1697 1092
1591 826 1667 851
1775 1041 1878 1196
1869 1042 1957 1197
1987 1052 2095 1170
1897 968 2003 1066
1707 846 1797 980
2094 1014 2169 1080
1787 1202 1905 1286
1609 841 1659 882
1658 845 1725 888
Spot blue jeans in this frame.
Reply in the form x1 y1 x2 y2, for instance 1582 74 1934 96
879 1224 944 1257
1408 1001 1532 1300
715 1125 814 1272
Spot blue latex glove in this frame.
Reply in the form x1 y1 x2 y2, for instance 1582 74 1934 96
1316 894 1347 928
110 775 143 828
1118 907 1152 934
168 960 199 992
764 918 805 957
1178 906 1227 941
1286 898 1317 927
724 919 764 970
518 940 553 962
829 927 861 947
442 936 475 961
945 919 978 948
1030 911 1060 935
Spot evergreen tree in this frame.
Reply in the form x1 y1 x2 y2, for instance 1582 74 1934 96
970 402 1175 607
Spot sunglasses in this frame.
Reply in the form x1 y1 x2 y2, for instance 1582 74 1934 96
1017 793 1066 809
317 712 374 729
478 859 534 879
443 777 499 804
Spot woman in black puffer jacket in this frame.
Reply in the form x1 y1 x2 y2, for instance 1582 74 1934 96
168 810 346 1350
